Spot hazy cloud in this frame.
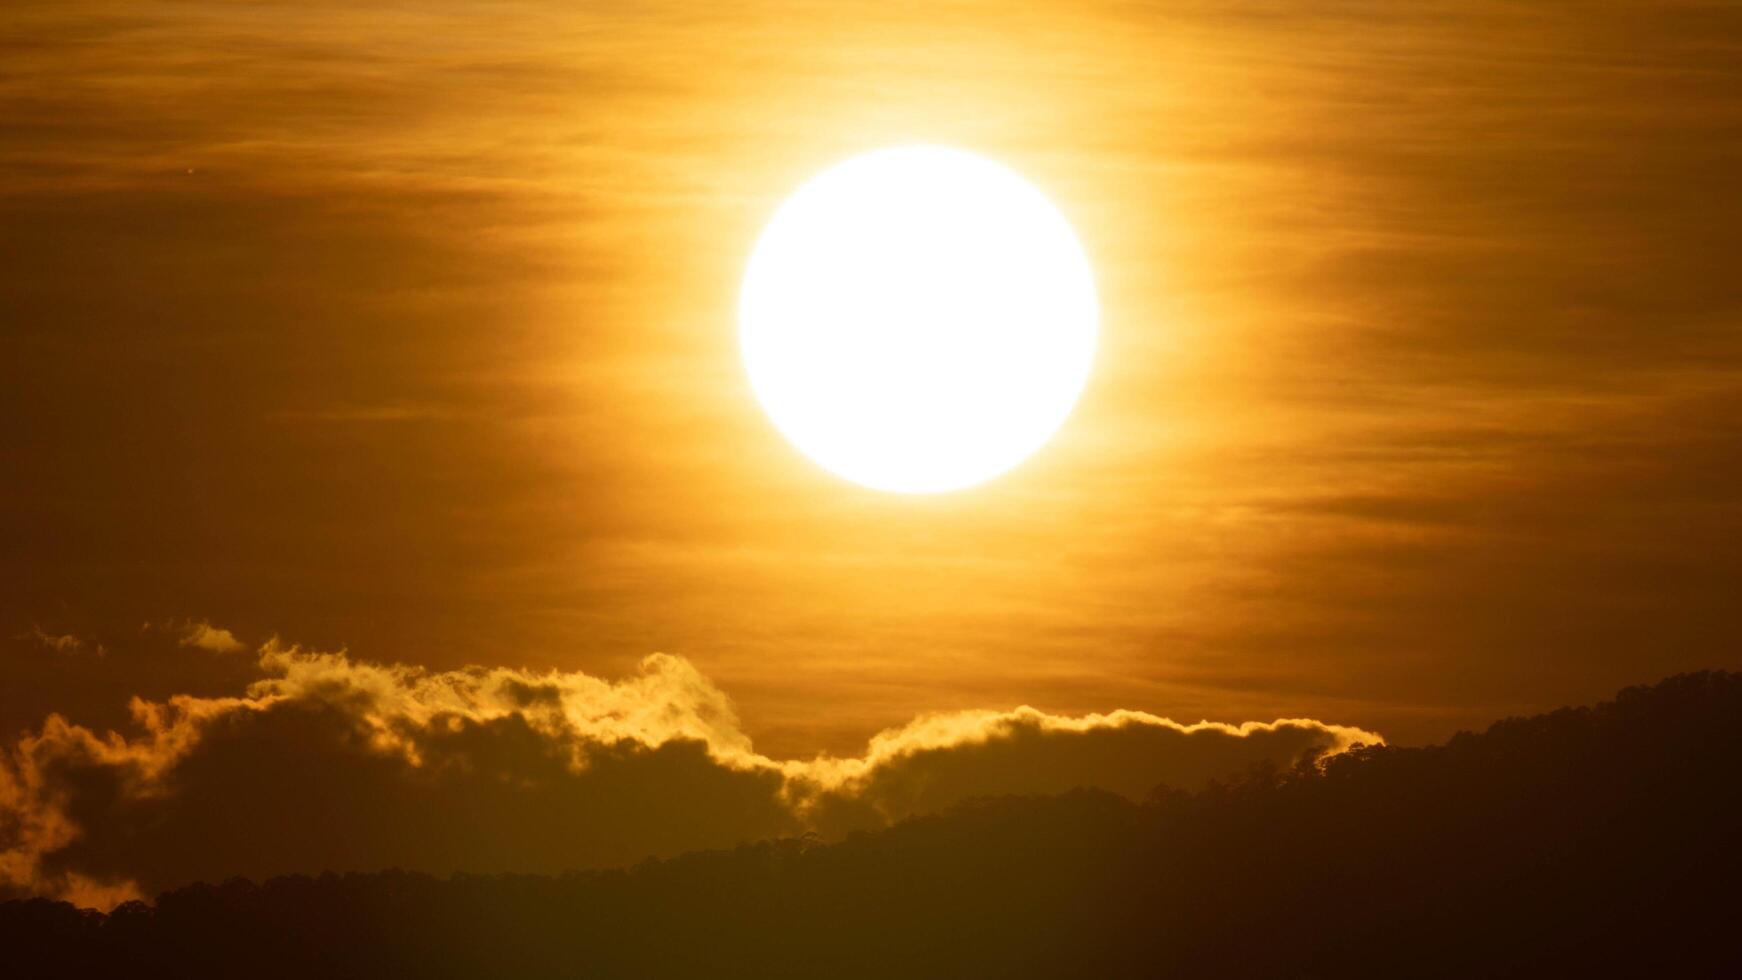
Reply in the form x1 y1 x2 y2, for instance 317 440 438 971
0 642 1376 908
19 627 100 657
177 620 244 654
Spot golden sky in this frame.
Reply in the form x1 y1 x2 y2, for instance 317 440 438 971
3 0 1741 764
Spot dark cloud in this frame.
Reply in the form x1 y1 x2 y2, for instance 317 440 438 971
802 708 1355 834
0 642 1374 907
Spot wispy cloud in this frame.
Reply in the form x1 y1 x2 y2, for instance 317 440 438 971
19 627 102 657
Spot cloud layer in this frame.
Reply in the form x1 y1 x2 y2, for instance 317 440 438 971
1 0 1739 761
1 639 1376 908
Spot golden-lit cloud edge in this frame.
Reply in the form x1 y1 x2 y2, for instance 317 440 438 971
1 638 1380 910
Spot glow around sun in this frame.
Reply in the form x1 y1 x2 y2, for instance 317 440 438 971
739 145 1098 493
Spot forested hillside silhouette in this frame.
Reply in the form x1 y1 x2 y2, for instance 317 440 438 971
6 671 1739 978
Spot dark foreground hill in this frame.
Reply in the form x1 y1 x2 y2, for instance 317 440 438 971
6 671 1740 978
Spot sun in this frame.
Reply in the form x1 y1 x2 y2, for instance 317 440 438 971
739 145 1098 494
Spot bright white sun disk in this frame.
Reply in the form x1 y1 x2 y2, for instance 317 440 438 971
739 145 1098 493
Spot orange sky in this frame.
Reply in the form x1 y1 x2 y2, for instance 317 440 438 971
3 0 1740 758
